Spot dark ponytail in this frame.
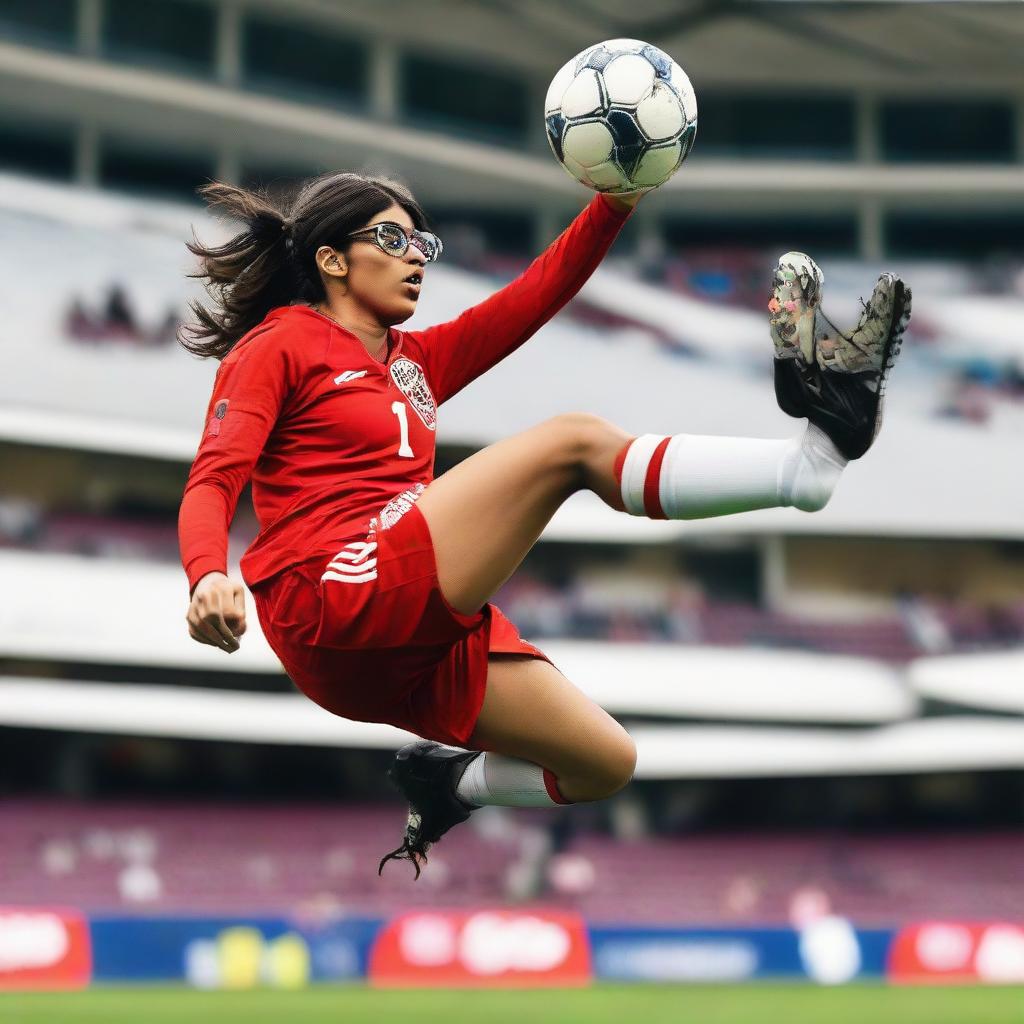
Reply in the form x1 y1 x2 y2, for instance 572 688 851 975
180 171 429 361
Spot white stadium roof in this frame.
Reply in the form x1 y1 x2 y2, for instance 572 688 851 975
909 651 1024 716
1 678 1021 780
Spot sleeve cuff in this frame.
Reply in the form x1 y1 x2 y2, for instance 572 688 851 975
187 557 228 595
596 192 636 223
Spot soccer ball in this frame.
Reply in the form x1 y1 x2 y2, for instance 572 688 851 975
544 39 697 194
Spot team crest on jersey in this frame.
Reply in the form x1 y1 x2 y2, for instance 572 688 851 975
205 398 229 438
389 358 436 430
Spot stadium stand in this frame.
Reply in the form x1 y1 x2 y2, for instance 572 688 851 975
3 801 1021 925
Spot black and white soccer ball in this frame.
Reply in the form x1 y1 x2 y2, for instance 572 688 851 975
544 39 697 194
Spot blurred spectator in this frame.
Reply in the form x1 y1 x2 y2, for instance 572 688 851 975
723 874 762 918
665 579 705 644
66 297 102 339
65 284 184 348
634 232 668 284
984 603 1022 646
495 574 571 637
939 368 992 424
546 851 597 896
40 838 78 877
104 284 136 334
0 496 44 546
118 860 163 903
789 885 833 929
897 590 951 654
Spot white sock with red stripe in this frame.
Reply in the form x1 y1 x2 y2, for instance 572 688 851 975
615 423 846 520
454 752 570 808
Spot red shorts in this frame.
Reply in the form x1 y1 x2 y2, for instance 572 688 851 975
251 503 549 746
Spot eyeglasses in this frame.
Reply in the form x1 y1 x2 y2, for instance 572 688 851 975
345 221 443 263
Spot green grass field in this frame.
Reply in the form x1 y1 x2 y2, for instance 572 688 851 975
2 985 1022 1024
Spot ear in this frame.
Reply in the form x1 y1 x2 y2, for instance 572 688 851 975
316 245 348 279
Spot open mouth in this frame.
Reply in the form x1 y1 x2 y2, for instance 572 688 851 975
403 272 423 287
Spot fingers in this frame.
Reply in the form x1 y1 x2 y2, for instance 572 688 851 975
208 612 240 653
219 588 247 644
189 620 234 653
230 586 247 638
186 584 243 654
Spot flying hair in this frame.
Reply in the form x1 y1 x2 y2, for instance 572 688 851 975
179 171 428 360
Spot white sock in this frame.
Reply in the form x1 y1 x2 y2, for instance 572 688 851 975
617 423 846 519
454 752 569 808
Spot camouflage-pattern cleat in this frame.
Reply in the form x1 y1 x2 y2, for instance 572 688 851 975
378 740 479 879
770 253 912 461
768 250 823 366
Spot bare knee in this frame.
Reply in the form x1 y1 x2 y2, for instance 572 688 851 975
568 730 637 802
540 412 628 490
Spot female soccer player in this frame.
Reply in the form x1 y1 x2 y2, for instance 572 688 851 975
178 172 910 875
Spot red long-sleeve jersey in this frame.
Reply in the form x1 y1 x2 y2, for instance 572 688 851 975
178 193 631 595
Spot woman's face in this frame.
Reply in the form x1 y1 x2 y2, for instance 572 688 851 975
340 203 425 326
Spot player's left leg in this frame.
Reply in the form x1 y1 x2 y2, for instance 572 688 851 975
417 258 910 617
417 409 846 617
379 654 636 876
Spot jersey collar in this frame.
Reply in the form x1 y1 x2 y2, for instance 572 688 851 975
273 304 404 366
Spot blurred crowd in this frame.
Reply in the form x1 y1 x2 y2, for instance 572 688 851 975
5 798 1020 925
65 284 182 348
53 249 1024 431
496 569 1024 659
938 363 1024 424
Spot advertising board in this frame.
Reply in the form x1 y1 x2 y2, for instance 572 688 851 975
369 909 592 987
0 908 92 990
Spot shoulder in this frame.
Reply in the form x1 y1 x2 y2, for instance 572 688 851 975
226 306 325 369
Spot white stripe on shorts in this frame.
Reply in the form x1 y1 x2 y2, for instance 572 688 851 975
329 541 377 563
326 558 378 574
321 569 378 585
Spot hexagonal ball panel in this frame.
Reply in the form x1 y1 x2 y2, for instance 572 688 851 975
560 68 605 119
630 141 683 188
587 160 628 191
636 83 685 140
602 53 656 108
563 120 616 168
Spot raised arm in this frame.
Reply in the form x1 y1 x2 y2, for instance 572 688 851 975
178 329 295 595
409 192 636 405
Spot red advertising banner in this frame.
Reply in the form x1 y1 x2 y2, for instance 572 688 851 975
889 922 1024 985
0 908 92 990
369 909 592 988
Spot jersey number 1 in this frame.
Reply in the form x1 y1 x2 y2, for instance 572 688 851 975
391 401 414 458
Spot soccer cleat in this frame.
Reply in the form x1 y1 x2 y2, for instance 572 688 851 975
770 254 912 460
378 740 479 879
768 251 823 365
